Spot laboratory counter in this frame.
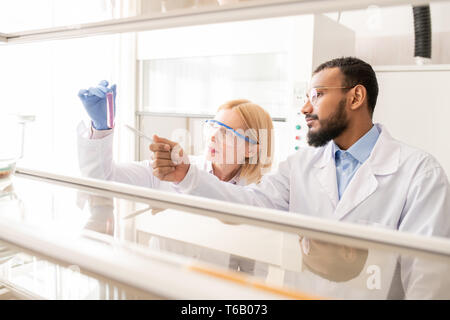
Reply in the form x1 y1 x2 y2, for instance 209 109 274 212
1 167 450 300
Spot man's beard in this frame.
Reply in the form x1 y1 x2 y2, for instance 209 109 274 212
307 99 349 147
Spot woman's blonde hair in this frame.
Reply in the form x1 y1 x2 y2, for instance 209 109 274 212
217 99 274 184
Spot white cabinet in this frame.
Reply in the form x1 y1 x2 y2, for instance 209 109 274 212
374 65 450 177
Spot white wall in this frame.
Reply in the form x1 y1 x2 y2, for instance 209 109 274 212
136 14 356 166
137 16 297 60
0 36 120 174
139 115 188 161
325 2 450 65
373 66 450 177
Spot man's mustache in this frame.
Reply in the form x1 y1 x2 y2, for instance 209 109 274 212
305 114 319 121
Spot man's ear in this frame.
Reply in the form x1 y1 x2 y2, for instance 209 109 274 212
350 85 366 111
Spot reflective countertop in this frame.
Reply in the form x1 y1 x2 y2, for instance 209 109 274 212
1 169 450 300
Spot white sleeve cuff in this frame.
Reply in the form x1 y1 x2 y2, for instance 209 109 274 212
91 125 113 139
77 121 114 151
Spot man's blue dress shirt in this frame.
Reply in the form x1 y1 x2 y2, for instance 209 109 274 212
332 125 380 200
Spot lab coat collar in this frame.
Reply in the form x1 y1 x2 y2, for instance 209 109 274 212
311 123 400 217
313 141 334 169
337 124 400 219
366 123 400 176
311 139 339 208
332 125 380 164
313 123 400 176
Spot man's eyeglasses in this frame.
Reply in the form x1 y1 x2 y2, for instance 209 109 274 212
203 120 258 144
301 86 353 107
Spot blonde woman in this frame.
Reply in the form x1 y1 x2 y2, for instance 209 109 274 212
77 82 274 275
77 82 274 190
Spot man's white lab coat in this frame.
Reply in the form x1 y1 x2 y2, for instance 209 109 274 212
173 123 450 299
77 122 450 298
175 124 450 237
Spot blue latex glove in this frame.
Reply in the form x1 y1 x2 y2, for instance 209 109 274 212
78 80 117 130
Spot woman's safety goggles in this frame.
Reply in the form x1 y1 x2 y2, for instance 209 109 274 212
203 120 258 145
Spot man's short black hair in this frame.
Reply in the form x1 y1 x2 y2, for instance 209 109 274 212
313 57 379 116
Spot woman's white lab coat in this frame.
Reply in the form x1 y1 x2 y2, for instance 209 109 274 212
77 123 246 188
76 122 227 190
